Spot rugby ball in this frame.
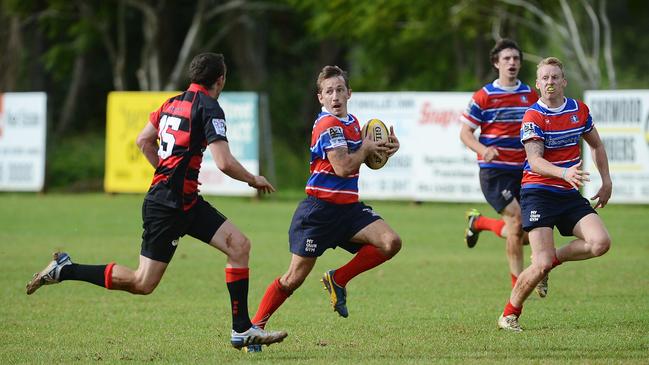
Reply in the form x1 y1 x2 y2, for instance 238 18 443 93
361 118 389 169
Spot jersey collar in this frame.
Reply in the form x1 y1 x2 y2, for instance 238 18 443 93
188 83 210 95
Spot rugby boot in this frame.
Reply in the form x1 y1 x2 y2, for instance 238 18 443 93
535 274 549 298
230 325 287 350
321 269 348 318
465 209 482 248
498 314 523 332
26 252 72 295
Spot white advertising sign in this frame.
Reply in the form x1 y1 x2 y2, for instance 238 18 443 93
584 90 649 203
0 93 47 191
349 92 483 201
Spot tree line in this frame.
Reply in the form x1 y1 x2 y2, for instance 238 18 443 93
1 0 647 188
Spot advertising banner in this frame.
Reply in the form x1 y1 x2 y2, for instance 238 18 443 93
584 90 649 203
349 92 482 201
105 92 258 196
0 92 47 191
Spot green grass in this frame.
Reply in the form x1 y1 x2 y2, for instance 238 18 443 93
1 193 648 364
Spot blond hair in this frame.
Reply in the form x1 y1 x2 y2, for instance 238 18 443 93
316 65 349 93
537 57 564 77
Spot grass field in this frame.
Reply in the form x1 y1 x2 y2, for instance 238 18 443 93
1 193 648 364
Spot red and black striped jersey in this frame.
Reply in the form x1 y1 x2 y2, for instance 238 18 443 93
145 83 228 211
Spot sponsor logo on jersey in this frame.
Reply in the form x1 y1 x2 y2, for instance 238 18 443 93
211 118 227 136
570 114 579 124
521 95 528 103
522 123 537 140
328 126 346 145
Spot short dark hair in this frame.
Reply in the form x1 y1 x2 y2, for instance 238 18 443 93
490 38 523 67
189 53 226 87
317 65 349 92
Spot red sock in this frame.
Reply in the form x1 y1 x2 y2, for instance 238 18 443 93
333 245 389 287
104 262 116 289
503 300 522 317
552 254 562 268
475 216 506 238
510 273 517 288
251 278 291 329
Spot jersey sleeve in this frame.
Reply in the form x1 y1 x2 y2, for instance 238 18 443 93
460 90 486 129
580 101 594 134
520 109 545 143
311 117 347 160
203 103 228 144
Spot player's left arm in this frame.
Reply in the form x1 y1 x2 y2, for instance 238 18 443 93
136 122 159 168
583 127 612 208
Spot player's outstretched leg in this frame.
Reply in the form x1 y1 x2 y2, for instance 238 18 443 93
321 269 348 318
465 209 482 248
26 252 72 295
230 325 288 350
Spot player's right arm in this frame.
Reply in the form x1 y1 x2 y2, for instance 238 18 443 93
459 124 499 162
136 122 159 168
208 141 275 194
327 133 386 176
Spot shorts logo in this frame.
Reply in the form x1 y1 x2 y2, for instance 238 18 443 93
362 207 379 217
305 238 317 253
211 118 227 137
529 210 540 222
501 189 513 200
171 239 179 247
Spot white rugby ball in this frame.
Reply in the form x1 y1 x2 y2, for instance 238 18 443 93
361 118 389 169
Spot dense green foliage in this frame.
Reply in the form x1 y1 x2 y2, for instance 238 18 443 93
2 194 648 363
2 1 648 190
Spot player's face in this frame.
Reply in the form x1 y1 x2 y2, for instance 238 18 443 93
495 48 521 80
536 64 567 101
317 76 351 117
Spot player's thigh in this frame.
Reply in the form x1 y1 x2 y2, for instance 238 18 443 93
501 199 522 232
528 227 556 267
572 213 610 244
207 220 249 256
350 219 400 248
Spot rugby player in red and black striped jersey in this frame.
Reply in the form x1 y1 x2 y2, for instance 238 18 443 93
26 53 287 350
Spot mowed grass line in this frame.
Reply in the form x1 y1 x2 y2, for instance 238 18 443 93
1 193 648 364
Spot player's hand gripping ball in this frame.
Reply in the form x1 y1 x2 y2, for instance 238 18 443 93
362 118 389 169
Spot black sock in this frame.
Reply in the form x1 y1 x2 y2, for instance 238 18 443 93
227 279 253 333
59 263 107 288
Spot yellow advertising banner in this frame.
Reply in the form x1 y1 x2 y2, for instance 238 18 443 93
104 92 176 193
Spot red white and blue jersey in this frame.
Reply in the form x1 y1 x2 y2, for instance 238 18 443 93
305 110 362 204
146 83 228 211
520 97 593 192
462 80 539 169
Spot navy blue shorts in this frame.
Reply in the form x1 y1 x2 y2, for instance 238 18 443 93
141 196 227 263
479 168 523 213
520 188 596 236
288 196 382 257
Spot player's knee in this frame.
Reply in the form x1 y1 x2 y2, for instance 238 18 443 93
132 278 158 295
590 235 611 257
229 235 251 262
382 233 402 258
533 256 555 274
279 274 303 292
